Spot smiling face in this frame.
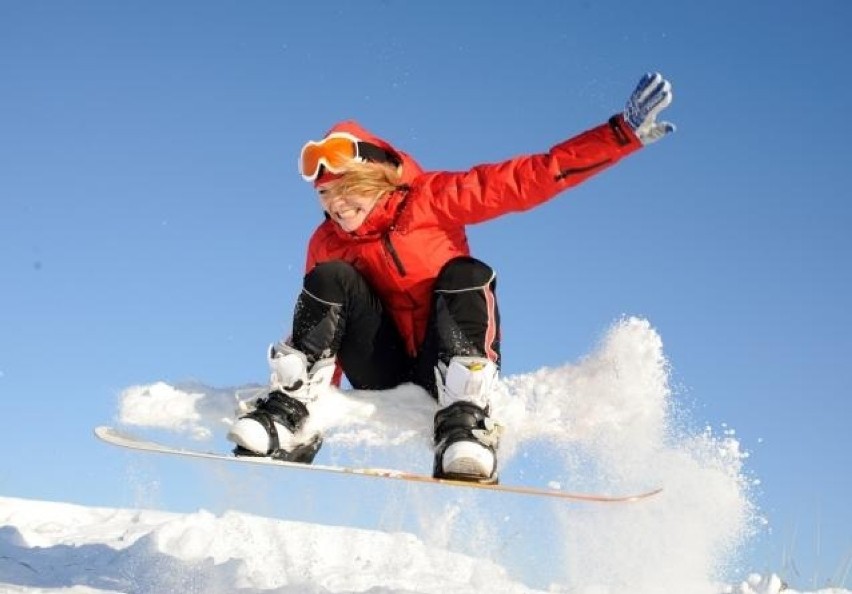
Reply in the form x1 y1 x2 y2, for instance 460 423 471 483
317 185 379 232
314 160 402 233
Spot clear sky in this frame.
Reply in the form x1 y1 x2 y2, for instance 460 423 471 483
1 0 850 587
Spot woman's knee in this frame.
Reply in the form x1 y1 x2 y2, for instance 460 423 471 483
304 261 363 304
434 257 496 292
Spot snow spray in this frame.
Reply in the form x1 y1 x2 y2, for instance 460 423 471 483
116 317 759 593
490 317 758 592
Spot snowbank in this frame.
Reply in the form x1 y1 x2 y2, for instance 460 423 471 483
1 496 848 594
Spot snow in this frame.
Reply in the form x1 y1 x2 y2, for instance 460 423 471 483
1 496 846 594
0 496 526 593
2 318 848 594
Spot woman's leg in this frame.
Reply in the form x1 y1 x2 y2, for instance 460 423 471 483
413 256 501 398
413 256 503 482
228 260 411 461
292 260 412 390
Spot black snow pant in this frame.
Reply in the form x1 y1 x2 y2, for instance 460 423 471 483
287 257 501 400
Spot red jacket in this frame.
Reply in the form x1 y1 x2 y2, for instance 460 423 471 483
305 117 643 356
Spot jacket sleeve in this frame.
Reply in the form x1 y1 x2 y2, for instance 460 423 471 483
304 222 331 273
305 238 318 273
419 115 643 226
301 224 345 387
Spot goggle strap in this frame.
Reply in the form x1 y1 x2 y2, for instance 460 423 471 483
356 142 400 167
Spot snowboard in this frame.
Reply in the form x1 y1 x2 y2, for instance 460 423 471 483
94 425 662 503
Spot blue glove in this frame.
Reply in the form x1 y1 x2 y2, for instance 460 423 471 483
624 72 675 145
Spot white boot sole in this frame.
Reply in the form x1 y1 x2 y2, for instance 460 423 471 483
228 416 319 456
442 441 495 478
227 418 271 454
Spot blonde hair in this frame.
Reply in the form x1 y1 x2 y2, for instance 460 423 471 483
321 160 403 201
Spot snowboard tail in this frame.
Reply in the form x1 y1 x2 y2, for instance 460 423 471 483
94 426 662 503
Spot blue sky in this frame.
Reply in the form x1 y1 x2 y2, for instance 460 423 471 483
1 0 850 587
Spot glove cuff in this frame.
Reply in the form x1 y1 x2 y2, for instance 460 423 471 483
609 114 642 147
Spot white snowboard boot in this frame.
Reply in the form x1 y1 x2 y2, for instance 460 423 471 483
433 356 502 483
227 342 335 463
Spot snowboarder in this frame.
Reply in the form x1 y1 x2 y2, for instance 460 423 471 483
227 72 675 483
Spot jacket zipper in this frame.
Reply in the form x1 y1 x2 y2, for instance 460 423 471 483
554 159 610 182
382 233 407 277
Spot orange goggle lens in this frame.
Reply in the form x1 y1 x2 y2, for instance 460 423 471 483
299 133 360 182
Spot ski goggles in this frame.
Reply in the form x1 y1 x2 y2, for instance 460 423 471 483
299 132 399 182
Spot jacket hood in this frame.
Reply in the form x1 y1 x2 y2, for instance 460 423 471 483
322 120 424 184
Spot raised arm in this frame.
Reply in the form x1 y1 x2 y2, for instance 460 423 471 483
422 73 674 226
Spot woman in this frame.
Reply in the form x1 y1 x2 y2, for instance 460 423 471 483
227 73 675 483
